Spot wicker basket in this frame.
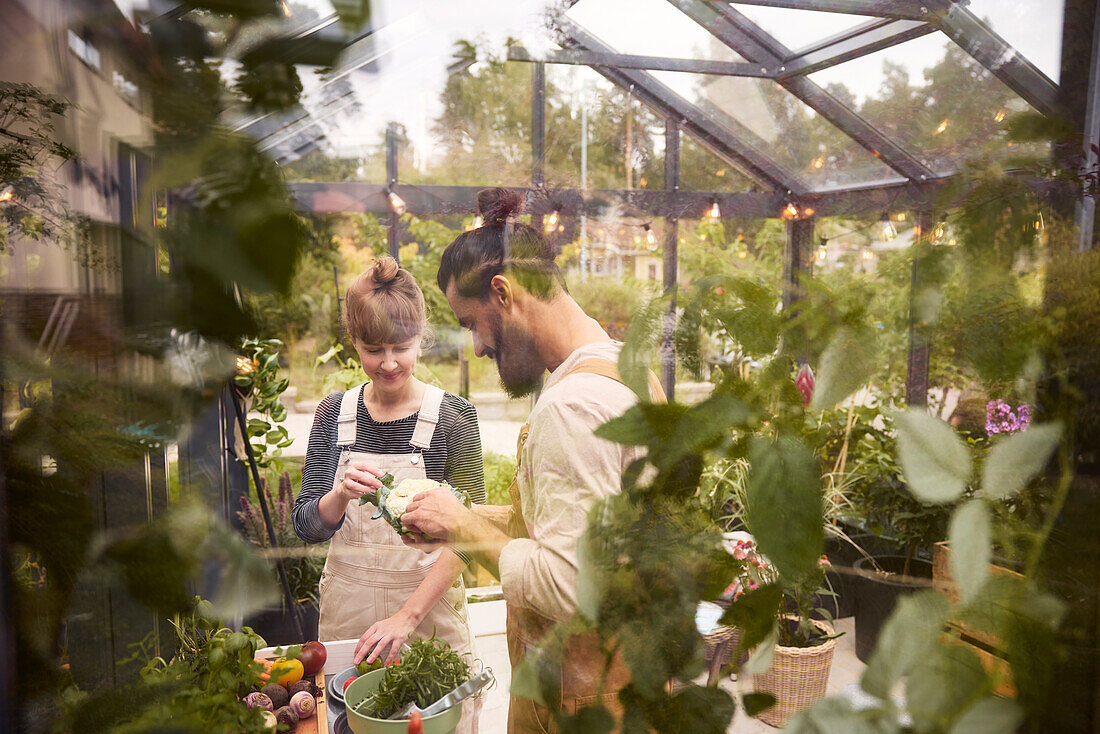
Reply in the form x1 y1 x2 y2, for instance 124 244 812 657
704 624 741 667
750 618 837 727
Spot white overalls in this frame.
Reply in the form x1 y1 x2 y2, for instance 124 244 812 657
317 383 480 734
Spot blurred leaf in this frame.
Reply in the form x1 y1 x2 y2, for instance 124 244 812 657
621 683 735 734
718 583 783 652
745 436 824 580
948 500 991 604
741 692 776 717
785 696 901 734
741 628 776 675
618 297 665 402
810 326 879 411
948 695 1024 734
906 643 990 729
980 423 1062 500
861 590 950 699
895 409 971 504
555 705 615 734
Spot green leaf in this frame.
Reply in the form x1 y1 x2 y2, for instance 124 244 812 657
745 436 824 580
948 500 991 604
861 590 950 699
785 696 902 734
741 692 776 717
810 326 879 411
741 628 776 675
948 696 1024 734
555 705 615 734
509 653 549 707
895 409 972 504
980 422 1062 500
905 643 990 729
718 583 783 652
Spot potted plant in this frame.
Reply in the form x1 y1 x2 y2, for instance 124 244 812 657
844 412 950 662
731 540 840 728
239 471 326 645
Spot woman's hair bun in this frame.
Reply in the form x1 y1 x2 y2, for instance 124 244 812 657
370 255 400 286
477 187 524 224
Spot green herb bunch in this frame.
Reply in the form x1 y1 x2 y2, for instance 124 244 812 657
358 636 471 719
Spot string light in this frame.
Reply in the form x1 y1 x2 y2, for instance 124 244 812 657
716 168 726 177
236 356 256 374
894 212 906 222
737 250 747 259
816 237 828 263
933 215 946 242
473 214 483 228
644 224 657 250
861 249 875 261
0 186 14 203
386 188 406 215
802 206 815 217
707 199 721 221
934 119 949 135
1035 210 1045 234
880 213 897 242
994 109 1006 122
544 209 560 233
782 201 799 220
811 156 824 169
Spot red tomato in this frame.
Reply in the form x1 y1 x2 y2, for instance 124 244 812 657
407 711 424 734
298 640 328 677
343 676 358 693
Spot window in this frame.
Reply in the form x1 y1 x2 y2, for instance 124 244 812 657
68 29 101 71
648 263 657 281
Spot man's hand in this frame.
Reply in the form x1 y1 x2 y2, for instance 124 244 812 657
401 487 470 545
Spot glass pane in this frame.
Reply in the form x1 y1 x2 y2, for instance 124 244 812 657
569 0 746 61
967 0 1064 82
649 70 900 190
809 34 1048 175
728 3 875 52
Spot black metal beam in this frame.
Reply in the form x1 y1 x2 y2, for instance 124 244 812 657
724 0 947 21
662 117 681 401
287 175 972 218
936 2 1063 119
779 18 937 78
906 210 933 407
668 0 936 183
557 16 806 195
784 216 814 309
506 46 771 77
1076 0 1100 251
385 122 400 261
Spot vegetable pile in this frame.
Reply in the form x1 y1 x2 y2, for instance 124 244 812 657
359 474 469 535
354 637 471 719
248 639 326 728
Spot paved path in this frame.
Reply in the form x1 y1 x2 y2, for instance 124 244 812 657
276 410 523 460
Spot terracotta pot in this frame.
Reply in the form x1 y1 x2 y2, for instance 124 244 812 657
751 617 838 727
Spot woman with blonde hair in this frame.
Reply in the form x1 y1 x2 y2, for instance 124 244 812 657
293 256 484 732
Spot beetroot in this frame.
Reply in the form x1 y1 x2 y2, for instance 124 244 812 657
262 683 289 709
244 691 273 711
287 679 318 698
275 705 299 728
290 690 316 719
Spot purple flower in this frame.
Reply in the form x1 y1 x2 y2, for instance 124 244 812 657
985 400 1033 435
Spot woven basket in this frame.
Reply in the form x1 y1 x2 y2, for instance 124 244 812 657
750 618 837 727
704 624 741 667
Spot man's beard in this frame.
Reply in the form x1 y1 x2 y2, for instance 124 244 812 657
489 314 545 398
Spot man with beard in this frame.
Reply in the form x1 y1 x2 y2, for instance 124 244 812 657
401 187 663 732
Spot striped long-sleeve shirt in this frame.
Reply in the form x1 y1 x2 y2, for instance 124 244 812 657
292 389 486 544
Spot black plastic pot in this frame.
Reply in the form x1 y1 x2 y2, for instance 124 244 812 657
244 602 319 646
823 533 902 620
852 555 933 663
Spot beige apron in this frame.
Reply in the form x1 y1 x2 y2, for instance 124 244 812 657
318 383 480 734
506 359 665 734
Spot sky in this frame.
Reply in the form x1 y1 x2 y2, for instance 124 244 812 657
111 0 1066 162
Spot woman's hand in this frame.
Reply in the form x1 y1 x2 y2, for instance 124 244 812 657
353 610 416 666
337 461 384 503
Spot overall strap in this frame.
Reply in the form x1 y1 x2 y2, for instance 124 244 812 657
410 384 446 450
336 384 364 448
566 358 667 404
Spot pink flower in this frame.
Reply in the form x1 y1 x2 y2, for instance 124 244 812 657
795 364 815 407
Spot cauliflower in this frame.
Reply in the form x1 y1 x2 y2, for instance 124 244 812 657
385 478 451 517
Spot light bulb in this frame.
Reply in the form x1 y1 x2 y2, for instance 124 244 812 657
387 190 406 215
707 200 721 221
880 214 897 242
0 186 13 203
783 201 799 220
645 225 657 249
544 210 559 233
473 215 483 228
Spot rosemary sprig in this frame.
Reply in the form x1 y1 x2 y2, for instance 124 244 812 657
354 636 470 719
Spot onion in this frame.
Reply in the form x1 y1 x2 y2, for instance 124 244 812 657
290 690 316 719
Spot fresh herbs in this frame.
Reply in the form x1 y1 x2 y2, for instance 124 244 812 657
355 637 471 719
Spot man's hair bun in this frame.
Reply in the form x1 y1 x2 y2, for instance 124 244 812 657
477 187 524 224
